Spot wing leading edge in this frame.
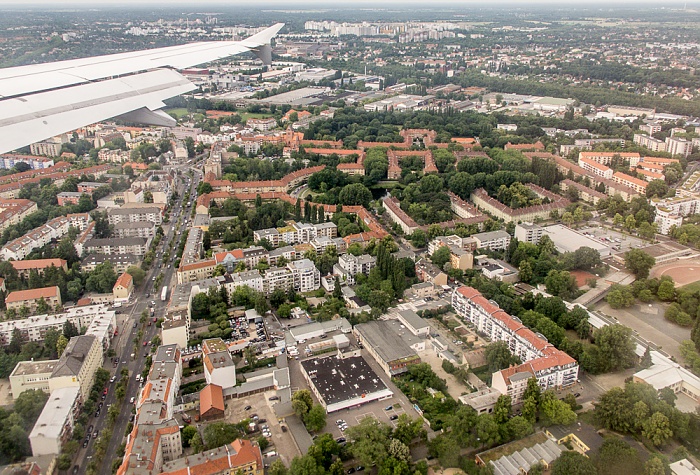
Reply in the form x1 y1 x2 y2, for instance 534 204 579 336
0 23 284 154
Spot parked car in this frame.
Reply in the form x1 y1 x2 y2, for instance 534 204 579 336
389 415 398 421
244 405 252 411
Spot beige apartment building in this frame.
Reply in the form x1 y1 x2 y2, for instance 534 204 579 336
49 335 103 401
5 286 62 312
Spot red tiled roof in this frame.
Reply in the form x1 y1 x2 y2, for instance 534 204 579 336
200 383 225 416
179 259 216 272
10 258 66 271
114 272 133 290
5 285 59 303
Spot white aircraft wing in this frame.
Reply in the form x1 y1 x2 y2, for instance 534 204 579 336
0 23 284 154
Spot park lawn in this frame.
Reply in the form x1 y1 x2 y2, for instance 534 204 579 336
164 108 189 118
681 280 700 293
237 112 274 121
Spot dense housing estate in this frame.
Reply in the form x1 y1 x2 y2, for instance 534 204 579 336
452 287 579 403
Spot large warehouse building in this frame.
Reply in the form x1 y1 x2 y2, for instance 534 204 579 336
300 355 393 413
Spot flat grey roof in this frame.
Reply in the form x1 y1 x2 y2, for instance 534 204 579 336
473 230 510 241
29 386 80 441
11 359 58 376
543 224 608 254
300 355 388 406
355 320 417 364
397 309 429 331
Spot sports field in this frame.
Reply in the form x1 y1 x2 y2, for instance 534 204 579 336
651 259 700 287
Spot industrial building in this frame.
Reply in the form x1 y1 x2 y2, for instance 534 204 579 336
300 355 393 413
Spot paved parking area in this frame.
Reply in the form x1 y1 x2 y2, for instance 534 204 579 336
595 302 689 360
225 389 300 464
578 225 646 254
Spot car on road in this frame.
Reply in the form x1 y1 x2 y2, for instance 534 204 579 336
356 467 364 472
72 465 79 474
244 405 252 411
82 440 88 448
110 376 116 383
574 393 581 398
87 425 94 434
130 397 135 404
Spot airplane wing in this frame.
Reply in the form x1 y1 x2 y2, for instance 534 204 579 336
0 23 284 154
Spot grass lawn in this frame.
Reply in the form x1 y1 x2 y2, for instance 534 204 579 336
164 108 189 118
681 280 700 293
237 112 274 121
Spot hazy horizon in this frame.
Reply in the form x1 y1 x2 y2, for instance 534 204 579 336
0 0 698 4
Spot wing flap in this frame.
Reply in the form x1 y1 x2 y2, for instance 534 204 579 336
0 69 194 154
0 23 283 98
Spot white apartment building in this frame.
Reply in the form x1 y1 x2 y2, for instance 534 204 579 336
337 254 376 276
224 270 265 294
0 155 54 170
202 338 237 391
652 196 700 234
0 304 114 346
640 123 662 135
515 223 544 245
634 134 667 152
254 221 337 247
263 267 294 295
452 287 578 403
472 230 511 251
84 237 150 256
254 228 281 247
113 221 157 239
1 214 91 260
107 206 162 226
30 141 62 157
28 386 80 456
287 258 321 293
311 236 336 254
49 335 103 401
666 136 692 158
268 246 297 266
247 118 278 131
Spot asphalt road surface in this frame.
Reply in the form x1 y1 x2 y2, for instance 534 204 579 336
79 165 202 475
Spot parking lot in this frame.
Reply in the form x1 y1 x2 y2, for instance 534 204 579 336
284 330 431 440
225 388 300 465
577 225 647 254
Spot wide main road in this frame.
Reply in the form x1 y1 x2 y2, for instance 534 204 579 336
92 166 201 475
